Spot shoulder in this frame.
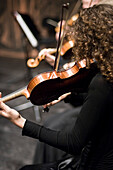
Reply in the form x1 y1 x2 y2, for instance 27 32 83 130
89 73 113 95
89 73 113 92
90 73 105 86
83 73 113 106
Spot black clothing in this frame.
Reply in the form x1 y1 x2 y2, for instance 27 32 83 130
20 156 79 170
22 73 113 169
33 107 81 164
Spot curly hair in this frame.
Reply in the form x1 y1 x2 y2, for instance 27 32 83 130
68 4 113 82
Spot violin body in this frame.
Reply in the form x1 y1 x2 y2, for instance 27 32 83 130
28 61 98 105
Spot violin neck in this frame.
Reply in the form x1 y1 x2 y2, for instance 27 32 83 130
0 87 29 103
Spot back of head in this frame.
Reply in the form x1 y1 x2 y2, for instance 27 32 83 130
69 4 113 82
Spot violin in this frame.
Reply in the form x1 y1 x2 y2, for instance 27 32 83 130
0 59 97 106
27 40 74 68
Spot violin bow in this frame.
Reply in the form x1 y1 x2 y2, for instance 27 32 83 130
54 3 69 72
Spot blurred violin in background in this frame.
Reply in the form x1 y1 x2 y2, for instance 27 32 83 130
27 40 74 68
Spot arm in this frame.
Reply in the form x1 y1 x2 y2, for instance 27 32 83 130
22 74 110 155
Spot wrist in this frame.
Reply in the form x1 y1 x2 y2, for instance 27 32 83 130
12 115 26 129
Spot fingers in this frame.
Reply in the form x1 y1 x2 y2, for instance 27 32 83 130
43 99 59 109
45 53 55 67
0 101 10 119
45 53 55 61
42 102 52 112
39 48 47 57
0 101 11 112
43 103 51 108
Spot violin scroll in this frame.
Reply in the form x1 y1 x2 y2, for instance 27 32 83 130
27 58 39 68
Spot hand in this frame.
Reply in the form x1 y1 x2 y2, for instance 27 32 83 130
45 53 55 67
43 92 71 109
0 92 26 128
39 48 56 67
55 20 66 40
82 0 99 9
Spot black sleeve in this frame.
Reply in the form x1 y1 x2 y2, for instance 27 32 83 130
64 92 87 107
22 74 110 155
